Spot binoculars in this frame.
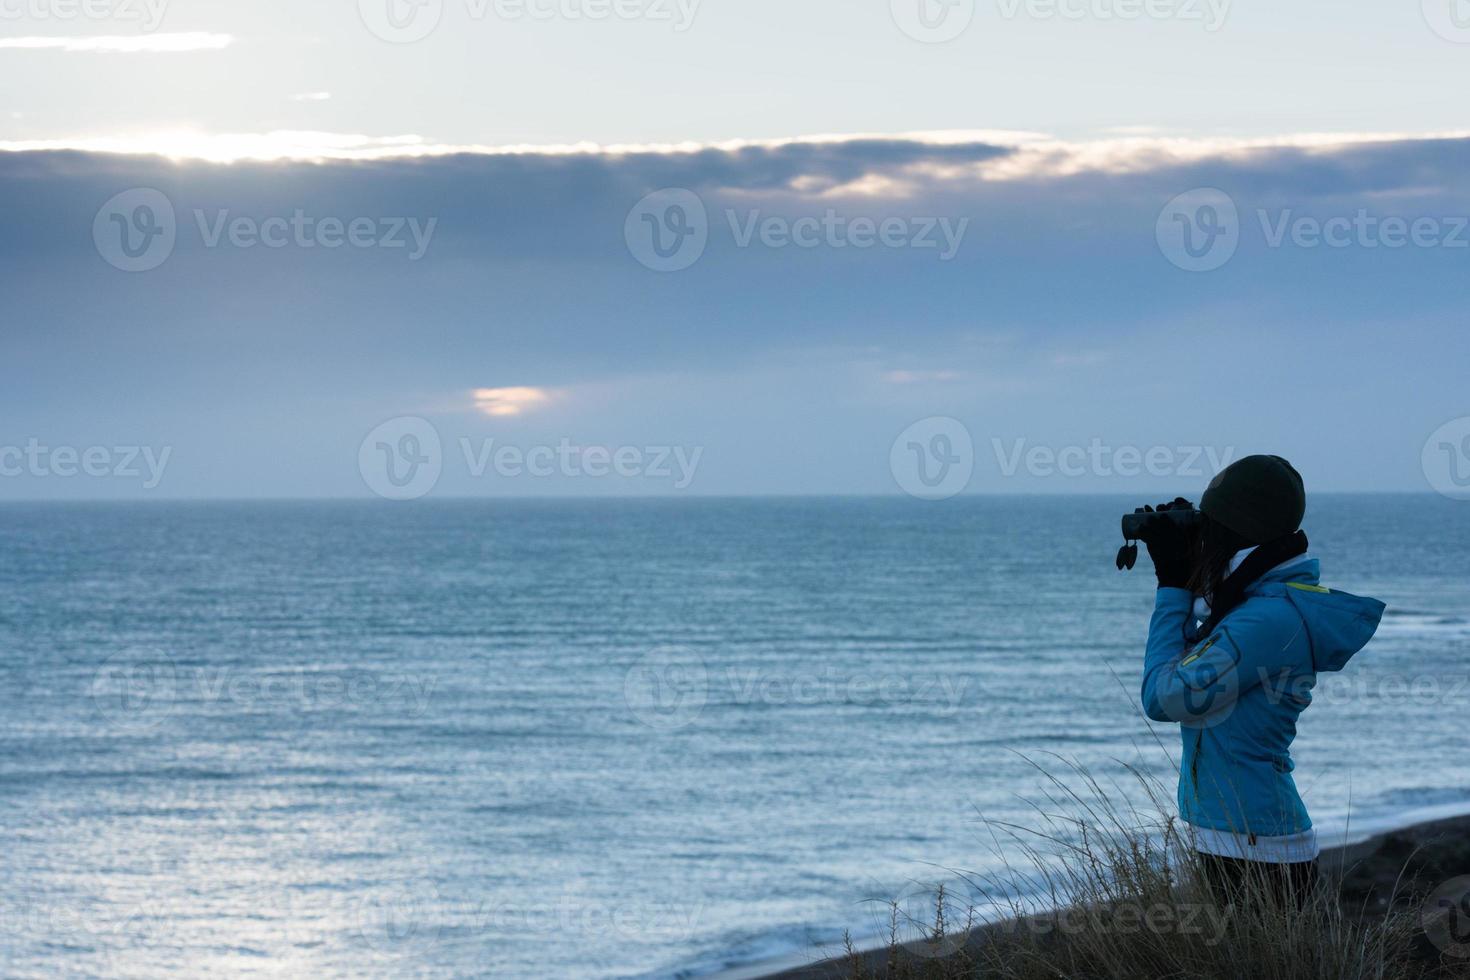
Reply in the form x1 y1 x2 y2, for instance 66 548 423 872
1121 507 1204 542
1116 503 1203 570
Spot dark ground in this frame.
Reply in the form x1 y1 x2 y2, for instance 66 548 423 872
741 814 1470 980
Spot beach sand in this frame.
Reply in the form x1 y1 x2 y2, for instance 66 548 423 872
720 813 1470 980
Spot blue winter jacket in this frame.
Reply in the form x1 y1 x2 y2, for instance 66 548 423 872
1141 559 1385 838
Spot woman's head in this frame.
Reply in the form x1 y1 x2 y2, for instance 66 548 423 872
1188 455 1307 596
1199 455 1305 545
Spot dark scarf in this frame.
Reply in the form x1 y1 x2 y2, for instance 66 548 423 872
1193 530 1309 640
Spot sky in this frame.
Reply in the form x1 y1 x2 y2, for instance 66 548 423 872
3 0 1470 147
2 0 1469 499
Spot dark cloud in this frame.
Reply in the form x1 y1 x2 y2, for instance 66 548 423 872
1 133 1466 496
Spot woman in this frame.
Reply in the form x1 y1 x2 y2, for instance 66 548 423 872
1136 455 1386 906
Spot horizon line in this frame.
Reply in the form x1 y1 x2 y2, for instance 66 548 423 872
0 489 1442 505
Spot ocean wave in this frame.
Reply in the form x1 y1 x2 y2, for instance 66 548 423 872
1371 610 1470 637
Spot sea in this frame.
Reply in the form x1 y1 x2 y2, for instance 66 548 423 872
1 494 1467 978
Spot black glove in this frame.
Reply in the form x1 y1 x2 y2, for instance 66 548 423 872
1136 497 1196 589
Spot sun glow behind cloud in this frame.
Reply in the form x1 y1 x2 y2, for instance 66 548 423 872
0 33 234 53
473 387 552 417
0 130 427 163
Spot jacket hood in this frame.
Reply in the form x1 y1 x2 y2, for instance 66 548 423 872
1250 558 1387 672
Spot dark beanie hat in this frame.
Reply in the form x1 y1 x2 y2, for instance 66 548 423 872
1200 455 1305 545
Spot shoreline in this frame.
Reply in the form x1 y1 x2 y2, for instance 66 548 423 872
703 802 1470 980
